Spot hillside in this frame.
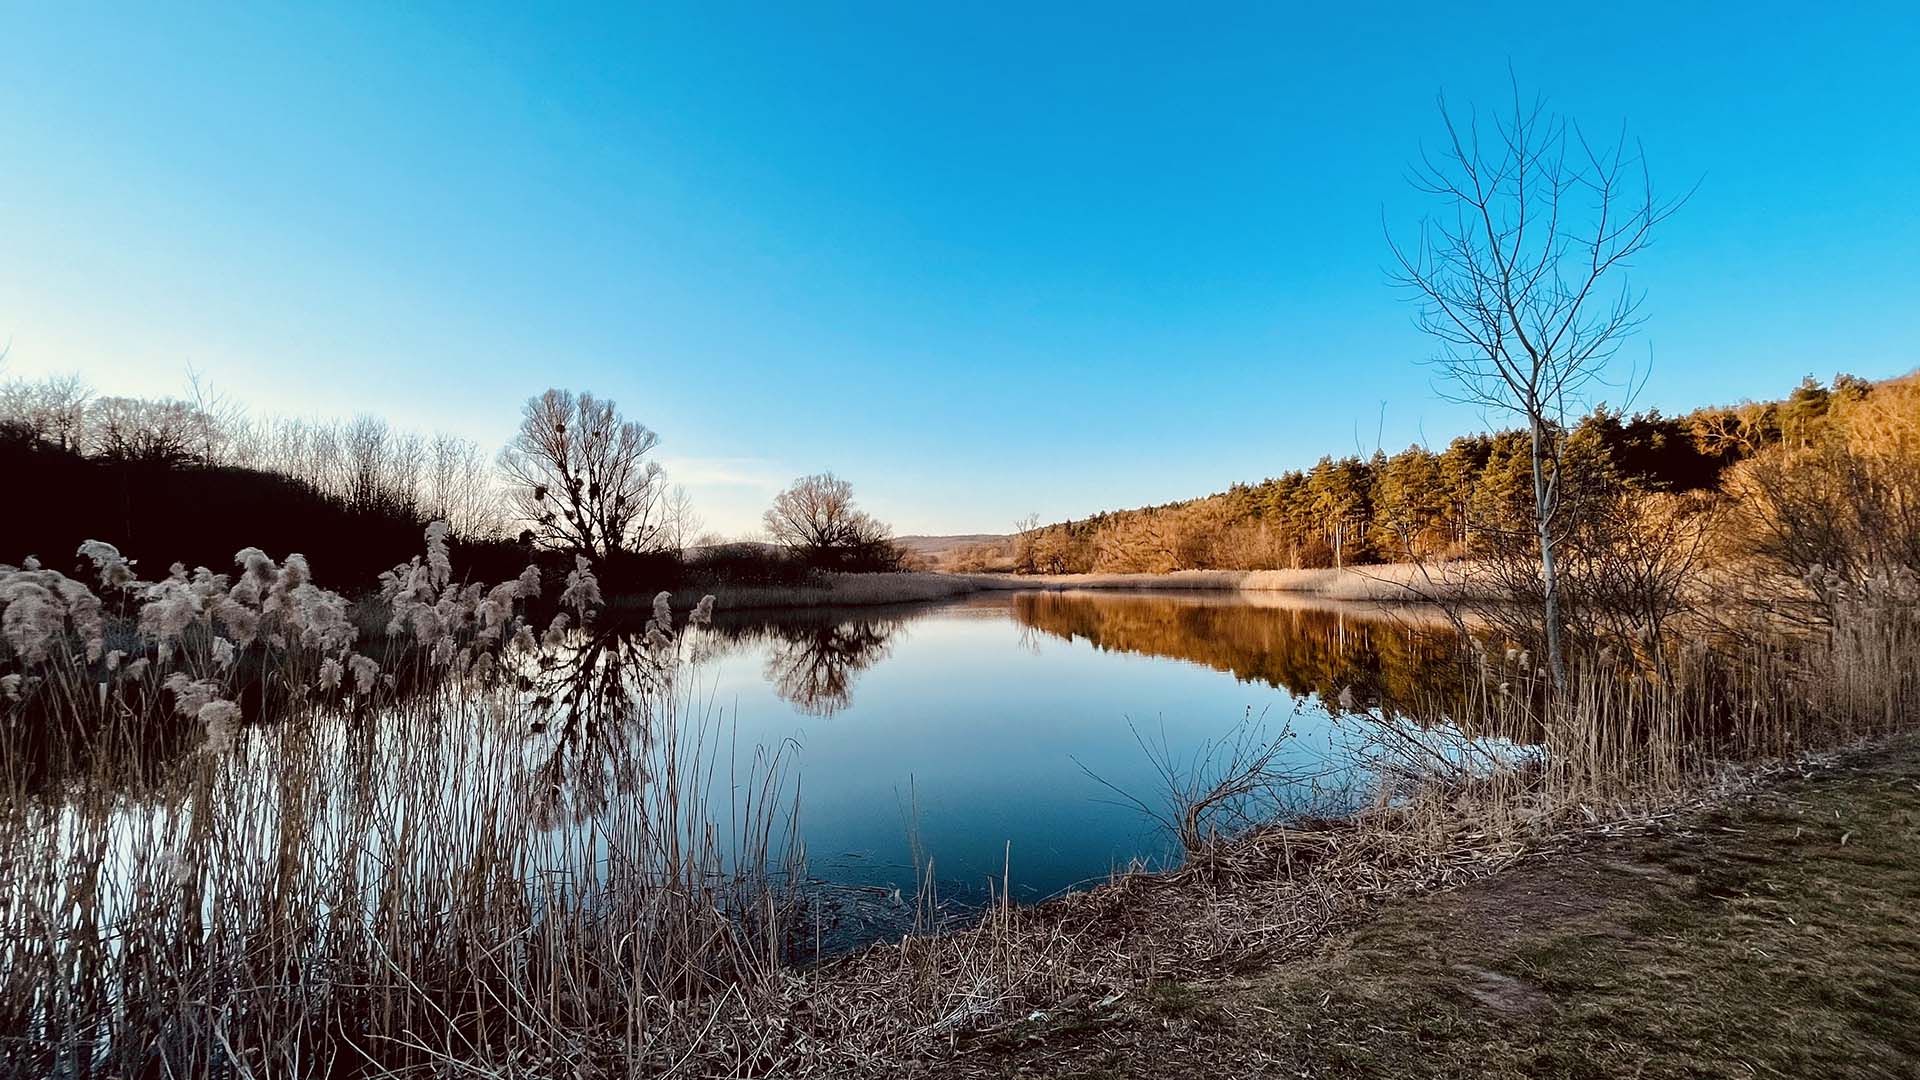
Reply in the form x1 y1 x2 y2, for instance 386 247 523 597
0 435 528 588
894 533 1009 560
1008 371 1909 576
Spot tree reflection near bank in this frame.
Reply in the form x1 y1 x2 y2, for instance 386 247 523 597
690 607 911 717
1008 591 1468 713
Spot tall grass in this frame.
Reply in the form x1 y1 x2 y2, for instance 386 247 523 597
1354 583 1920 846
1 529 814 1077
659 561 1479 613
1 638 805 1079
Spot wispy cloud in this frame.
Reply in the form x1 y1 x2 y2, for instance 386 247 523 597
659 456 788 491
656 457 795 540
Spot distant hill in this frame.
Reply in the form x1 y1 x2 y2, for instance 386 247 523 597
894 534 1008 560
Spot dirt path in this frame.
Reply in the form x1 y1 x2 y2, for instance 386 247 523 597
947 741 1920 1078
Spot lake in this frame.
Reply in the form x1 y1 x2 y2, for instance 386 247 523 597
675 589 1466 942
18 587 1472 962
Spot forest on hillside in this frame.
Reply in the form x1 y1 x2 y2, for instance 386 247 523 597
952 372 1905 576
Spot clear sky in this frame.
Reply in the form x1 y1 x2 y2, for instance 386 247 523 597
3 3 1917 537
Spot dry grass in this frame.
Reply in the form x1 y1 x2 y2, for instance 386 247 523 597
958 738 1920 1079
661 561 1479 613
0 641 807 1078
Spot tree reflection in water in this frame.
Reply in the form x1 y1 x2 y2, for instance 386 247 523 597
504 606 907 825
512 629 671 828
690 607 911 717
1008 590 1470 713
682 591 1472 722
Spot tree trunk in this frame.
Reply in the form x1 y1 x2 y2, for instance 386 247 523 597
1530 417 1569 693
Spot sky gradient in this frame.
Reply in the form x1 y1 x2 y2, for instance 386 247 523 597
3 3 1917 536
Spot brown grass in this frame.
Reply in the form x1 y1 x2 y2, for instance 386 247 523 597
658 561 1480 613
957 738 1920 1078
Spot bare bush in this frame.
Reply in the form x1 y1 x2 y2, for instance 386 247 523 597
764 472 902 571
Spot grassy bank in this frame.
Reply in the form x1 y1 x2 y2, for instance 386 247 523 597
960 737 1920 1079
649 562 1473 613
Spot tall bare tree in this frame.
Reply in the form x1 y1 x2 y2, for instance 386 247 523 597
500 389 667 562
1387 82 1685 691
661 484 702 555
184 366 248 468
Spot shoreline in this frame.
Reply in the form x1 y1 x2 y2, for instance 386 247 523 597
675 733 1919 1075
948 736 1920 1078
643 563 1478 614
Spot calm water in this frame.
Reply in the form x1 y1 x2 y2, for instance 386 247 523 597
32 588 1471 961
682 589 1464 932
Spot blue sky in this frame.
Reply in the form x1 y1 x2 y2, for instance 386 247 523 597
3 3 1917 536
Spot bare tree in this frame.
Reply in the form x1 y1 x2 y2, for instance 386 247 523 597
1011 513 1042 573
87 397 199 464
0 372 93 451
763 472 899 570
184 366 248 468
1387 81 1686 691
500 389 668 562
661 484 702 555
427 433 506 540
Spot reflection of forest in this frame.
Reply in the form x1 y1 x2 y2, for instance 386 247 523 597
1010 591 1467 710
692 607 912 717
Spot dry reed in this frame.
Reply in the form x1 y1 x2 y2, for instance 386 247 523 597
663 562 1479 613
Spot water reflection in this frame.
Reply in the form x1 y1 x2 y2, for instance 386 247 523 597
664 590 1484 919
506 629 673 828
31 589 1486 953
1007 590 1467 713
693 607 911 717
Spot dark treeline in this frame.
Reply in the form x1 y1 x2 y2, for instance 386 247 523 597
0 375 900 592
0 432 540 590
0 373 531 587
989 373 1883 575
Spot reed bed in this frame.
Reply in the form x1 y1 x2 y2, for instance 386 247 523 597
0 528 811 1077
1 672 803 1078
661 561 1478 613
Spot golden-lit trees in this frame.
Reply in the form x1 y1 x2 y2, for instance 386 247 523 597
1003 374 1902 586
1724 375 1920 623
1373 446 1449 558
